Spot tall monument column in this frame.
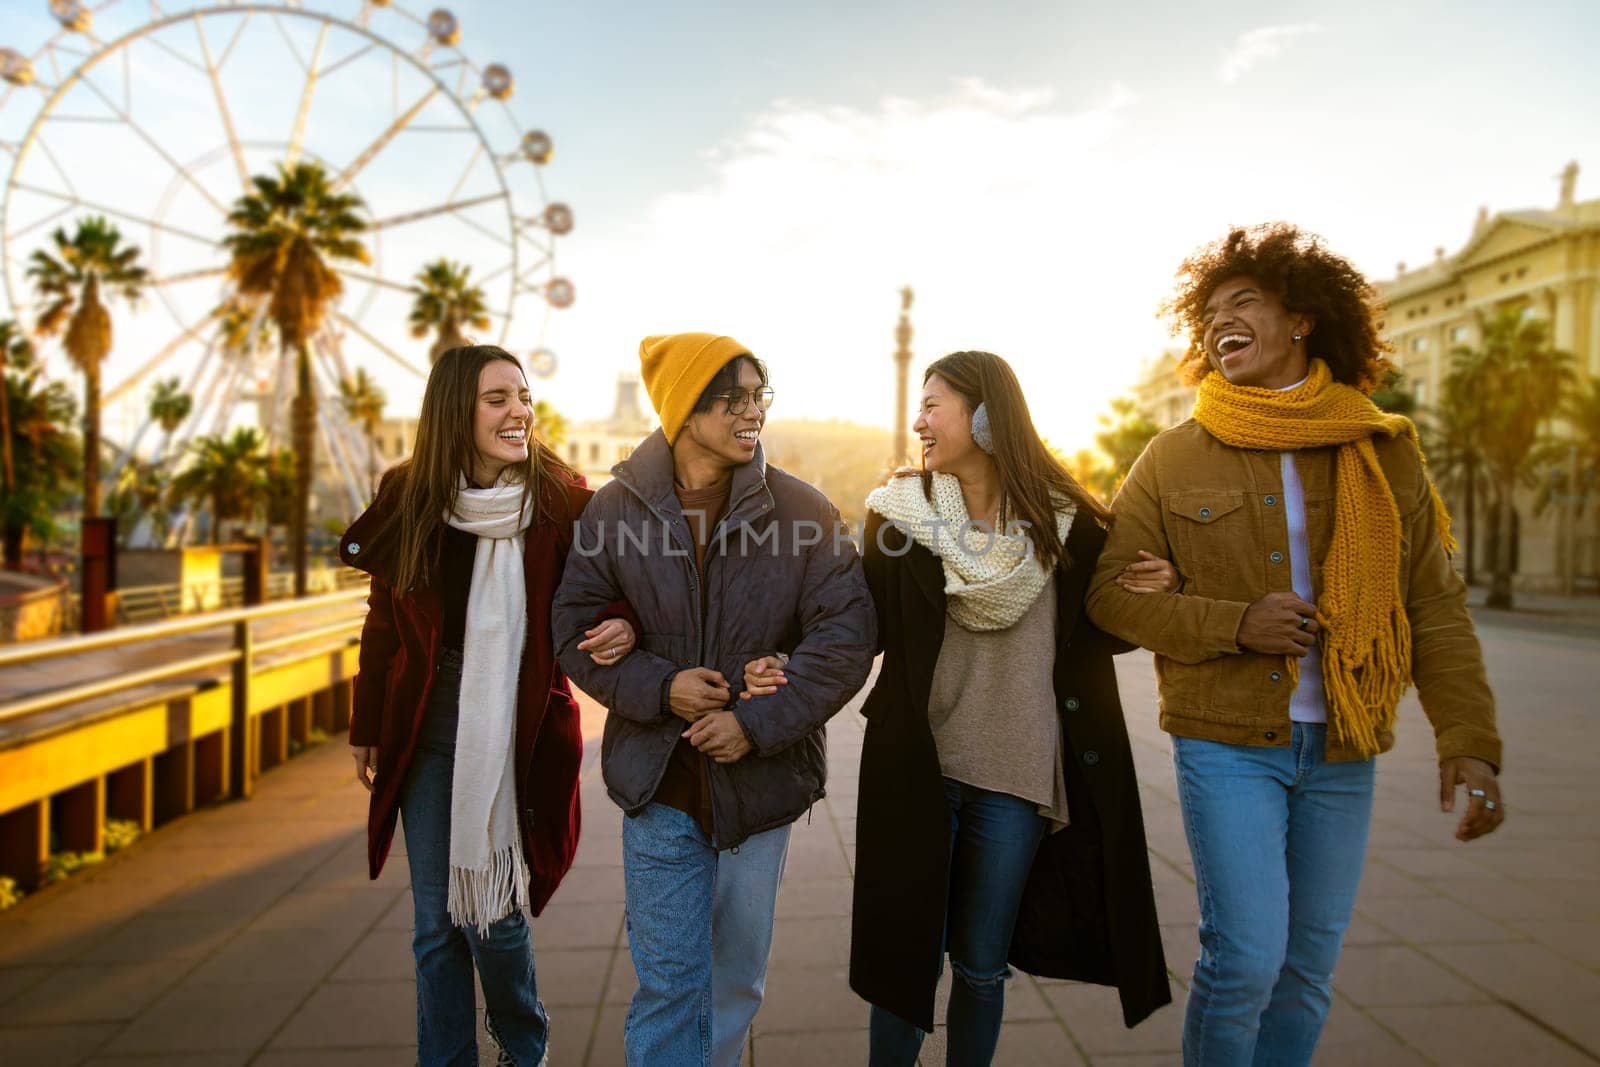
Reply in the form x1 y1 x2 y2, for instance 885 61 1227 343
893 286 914 468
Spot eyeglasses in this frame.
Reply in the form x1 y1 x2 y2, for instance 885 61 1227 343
712 386 775 415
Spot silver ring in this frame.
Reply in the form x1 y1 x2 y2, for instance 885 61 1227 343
1468 788 1487 798
1484 800 1499 812
1298 615 1311 630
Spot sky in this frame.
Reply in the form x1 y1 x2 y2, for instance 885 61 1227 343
2 0 1598 455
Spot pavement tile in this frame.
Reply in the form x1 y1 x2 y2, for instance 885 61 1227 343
750 1028 869 1065
1422 941 1600 1006
187 924 363 984
532 947 613 1007
1331 945 1487 1007
1309 1035 1429 1065
774 876 854 919
104 980 308 1054
248 887 403 933
585 1002 629 1067
768 915 852 970
1366 846 1502 881
0 914 119 966
330 925 414 981
1434 879 1600 922
0 1022 121 1065
753 966 867 1033
0 959 190 1025
268 979 414 1049
1511 918 1600 968
1371 1002 1596 1066
544 863 628 906
75 910 247 964
1517 997 1600 1058
84 1054 249 1066
254 1050 412 1066
1045 982 1184 1054
1352 862 1436 900
531 901 623 950
1355 894 1525 944
0 964 54 1006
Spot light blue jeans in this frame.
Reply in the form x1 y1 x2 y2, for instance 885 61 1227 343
1173 723 1376 1067
868 779 1048 1067
399 650 549 1067
621 802 792 1067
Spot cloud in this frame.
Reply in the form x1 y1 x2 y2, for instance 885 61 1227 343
547 79 1184 451
1219 23 1325 83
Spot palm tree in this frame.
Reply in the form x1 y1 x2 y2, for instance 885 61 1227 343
0 319 34 496
1446 307 1575 608
338 366 386 493
223 162 369 595
106 457 171 547
148 376 193 452
1424 371 1491 587
1092 396 1161 500
168 429 271 545
2 345 80 569
409 259 489 363
25 216 148 518
532 399 567 447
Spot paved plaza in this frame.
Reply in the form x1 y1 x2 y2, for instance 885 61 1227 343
0 607 1596 1065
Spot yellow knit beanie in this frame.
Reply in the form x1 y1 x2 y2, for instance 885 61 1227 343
638 332 752 444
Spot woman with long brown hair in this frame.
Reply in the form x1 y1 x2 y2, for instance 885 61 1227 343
339 344 635 1066
841 350 1174 1064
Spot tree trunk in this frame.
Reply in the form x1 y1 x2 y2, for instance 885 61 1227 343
83 356 101 519
291 342 315 598
1487 478 1516 609
2 522 23 570
1 344 14 495
431 320 464 364
1463 459 1477 586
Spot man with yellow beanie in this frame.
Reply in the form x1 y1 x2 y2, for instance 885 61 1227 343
1087 226 1504 1067
553 332 876 1066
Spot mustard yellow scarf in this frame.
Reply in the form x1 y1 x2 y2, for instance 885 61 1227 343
1192 359 1456 757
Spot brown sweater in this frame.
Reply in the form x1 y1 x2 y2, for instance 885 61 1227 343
652 479 732 835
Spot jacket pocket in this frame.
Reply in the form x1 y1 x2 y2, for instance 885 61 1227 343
1165 491 1248 592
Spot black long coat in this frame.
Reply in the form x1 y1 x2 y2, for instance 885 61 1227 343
849 507 1171 1032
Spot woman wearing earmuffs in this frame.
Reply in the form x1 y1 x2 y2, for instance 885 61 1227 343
833 350 1176 1065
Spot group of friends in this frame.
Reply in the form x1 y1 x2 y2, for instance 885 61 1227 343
341 221 1505 1067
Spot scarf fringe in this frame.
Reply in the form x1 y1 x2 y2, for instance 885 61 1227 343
447 841 531 938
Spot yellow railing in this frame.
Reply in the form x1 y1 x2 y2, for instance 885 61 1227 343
0 588 371 895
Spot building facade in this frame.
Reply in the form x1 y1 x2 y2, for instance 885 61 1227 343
1130 348 1195 431
1377 162 1598 593
558 376 656 486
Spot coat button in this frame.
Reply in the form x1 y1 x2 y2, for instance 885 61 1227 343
1082 750 1100 766
347 542 361 555
1063 697 1080 712
1264 731 1277 741
1270 551 1284 563
1198 507 1212 518
1269 671 1282 682
1264 495 1277 506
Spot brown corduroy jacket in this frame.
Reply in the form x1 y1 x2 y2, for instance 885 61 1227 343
1085 419 1501 768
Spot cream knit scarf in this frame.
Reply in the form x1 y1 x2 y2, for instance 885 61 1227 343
443 473 534 934
867 472 1074 632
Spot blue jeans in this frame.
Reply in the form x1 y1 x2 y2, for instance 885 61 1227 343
621 802 791 1067
399 650 549 1067
869 779 1048 1067
1173 723 1376 1067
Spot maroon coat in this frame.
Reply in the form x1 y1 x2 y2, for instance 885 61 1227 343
340 467 609 915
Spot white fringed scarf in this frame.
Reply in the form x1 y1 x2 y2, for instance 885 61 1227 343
443 474 534 934
867 472 1073 632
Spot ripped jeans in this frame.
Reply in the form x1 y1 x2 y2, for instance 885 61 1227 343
868 779 1047 1067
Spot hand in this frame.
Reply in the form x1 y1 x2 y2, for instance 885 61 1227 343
350 745 376 792
1115 550 1181 595
1236 592 1322 656
579 617 636 666
1439 756 1505 842
668 667 731 724
684 711 754 763
740 655 789 700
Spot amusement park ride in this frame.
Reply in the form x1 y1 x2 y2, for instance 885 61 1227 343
0 0 573 537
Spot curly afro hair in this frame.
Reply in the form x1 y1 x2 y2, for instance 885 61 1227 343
1161 223 1394 394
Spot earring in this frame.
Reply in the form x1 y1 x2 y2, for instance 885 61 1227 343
1292 334 1304 342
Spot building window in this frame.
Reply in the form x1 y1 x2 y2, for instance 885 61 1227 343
589 443 601 463
1516 266 1528 279
1411 336 1430 352
568 443 578 461
1499 272 1511 284
1450 325 1470 344
1415 380 1428 409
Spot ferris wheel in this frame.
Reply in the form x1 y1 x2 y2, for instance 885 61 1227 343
0 0 573 524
